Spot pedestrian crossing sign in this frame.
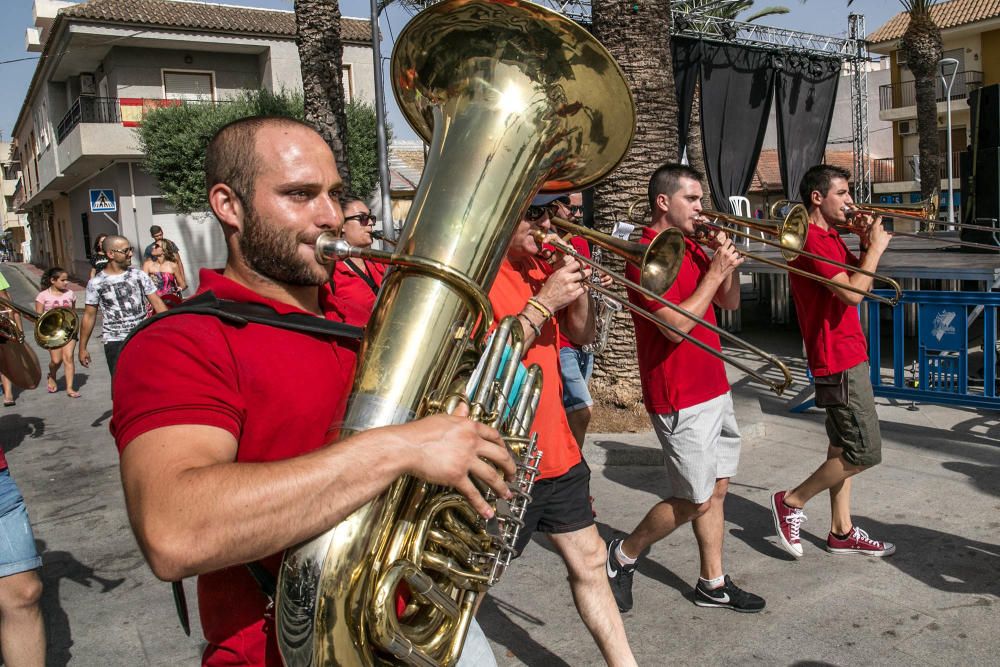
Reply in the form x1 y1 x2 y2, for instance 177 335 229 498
90 189 117 213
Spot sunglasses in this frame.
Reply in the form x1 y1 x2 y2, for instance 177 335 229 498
345 212 377 226
525 205 555 222
568 205 584 216
109 247 134 255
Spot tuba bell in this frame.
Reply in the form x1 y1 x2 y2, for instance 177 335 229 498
275 1 636 666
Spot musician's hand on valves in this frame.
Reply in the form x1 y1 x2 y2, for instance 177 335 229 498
536 255 588 313
397 405 515 519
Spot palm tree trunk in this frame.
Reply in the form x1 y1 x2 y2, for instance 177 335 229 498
591 0 679 406
294 0 352 192
686 81 712 206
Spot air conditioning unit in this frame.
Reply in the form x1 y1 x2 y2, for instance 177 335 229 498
898 120 917 136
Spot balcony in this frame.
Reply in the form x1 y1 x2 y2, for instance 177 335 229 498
56 97 121 143
872 152 962 184
878 70 983 112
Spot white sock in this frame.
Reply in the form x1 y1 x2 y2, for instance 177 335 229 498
699 574 726 589
615 542 637 566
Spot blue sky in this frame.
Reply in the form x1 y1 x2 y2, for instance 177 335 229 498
0 0 902 144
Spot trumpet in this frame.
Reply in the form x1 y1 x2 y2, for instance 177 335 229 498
537 222 794 395
628 199 901 305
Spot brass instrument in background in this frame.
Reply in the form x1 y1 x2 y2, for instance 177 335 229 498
772 196 1000 252
581 245 622 356
627 199 902 305
540 221 794 395
275 1 636 665
0 297 80 390
0 296 79 350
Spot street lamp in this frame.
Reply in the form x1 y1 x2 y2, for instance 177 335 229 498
939 57 960 228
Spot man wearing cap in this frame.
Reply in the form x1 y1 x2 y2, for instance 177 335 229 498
143 225 187 289
485 193 637 666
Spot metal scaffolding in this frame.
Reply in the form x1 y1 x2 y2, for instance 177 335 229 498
376 0 873 202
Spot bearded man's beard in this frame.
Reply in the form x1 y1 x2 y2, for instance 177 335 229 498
239 207 328 286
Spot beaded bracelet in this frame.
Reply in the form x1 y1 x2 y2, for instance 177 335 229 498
519 313 543 338
525 297 552 320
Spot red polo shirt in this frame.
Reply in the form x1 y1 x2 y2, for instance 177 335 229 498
331 258 386 327
111 269 358 667
625 228 730 414
489 257 581 481
788 223 869 376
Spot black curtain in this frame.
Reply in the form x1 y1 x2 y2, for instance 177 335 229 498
671 37 701 162
775 56 841 202
699 43 775 211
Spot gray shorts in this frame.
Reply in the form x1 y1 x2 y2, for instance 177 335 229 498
649 392 742 504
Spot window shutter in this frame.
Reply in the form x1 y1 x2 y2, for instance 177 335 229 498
163 72 214 101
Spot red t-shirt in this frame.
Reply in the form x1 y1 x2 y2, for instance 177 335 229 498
557 236 591 350
788 224 869 376
331 258 386 327
488 257 582 480
111 269 358 667
625 228 730 414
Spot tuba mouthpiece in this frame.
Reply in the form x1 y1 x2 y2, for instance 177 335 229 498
314 232 354 264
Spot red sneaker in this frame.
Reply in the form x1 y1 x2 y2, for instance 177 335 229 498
826 526 896 557
770 490 806 558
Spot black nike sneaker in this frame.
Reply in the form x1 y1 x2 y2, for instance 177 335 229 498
606 538 638 612
693 575 765 613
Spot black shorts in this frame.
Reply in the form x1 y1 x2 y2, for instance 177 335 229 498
514 460 594 556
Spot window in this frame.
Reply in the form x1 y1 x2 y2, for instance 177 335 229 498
162 71 215 102
342 65 353 103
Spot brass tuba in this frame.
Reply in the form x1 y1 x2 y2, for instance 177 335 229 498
275 1 636 665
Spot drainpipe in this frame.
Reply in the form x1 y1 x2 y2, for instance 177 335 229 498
370 0 395 242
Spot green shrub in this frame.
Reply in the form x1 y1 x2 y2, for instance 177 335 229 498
139 90 390 212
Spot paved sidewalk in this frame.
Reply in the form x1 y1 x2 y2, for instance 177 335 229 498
0 263 997 665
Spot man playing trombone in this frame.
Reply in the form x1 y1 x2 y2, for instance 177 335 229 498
606 163 766 613
770 164 896 559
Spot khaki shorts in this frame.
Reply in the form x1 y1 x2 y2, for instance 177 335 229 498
824 361 882 467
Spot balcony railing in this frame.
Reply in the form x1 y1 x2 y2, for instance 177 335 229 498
56 96 226 143
878 70 983 111
56 96 121 143
872 152 963 184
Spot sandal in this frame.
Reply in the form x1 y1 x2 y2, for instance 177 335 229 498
67 390 81 398
47 379 58 393
3 399 14 407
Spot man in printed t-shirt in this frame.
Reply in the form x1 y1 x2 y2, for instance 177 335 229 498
80 235 167 376
605 163 766 614
488 193 637 667
770 164 896 560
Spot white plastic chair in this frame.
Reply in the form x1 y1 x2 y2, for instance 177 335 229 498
728 195 752 248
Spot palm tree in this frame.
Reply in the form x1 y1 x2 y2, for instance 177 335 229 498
588 0 788 402
850 0 942 217
590 0 679 404
294 0 352 191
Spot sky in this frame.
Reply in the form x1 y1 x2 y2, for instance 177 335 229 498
0 0 903 145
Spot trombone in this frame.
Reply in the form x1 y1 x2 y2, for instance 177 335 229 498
539 219 794 395
0 297 79 350
770 197 1000 252
629 200 902 306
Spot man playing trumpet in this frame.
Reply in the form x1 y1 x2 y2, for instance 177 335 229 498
605 163 765 614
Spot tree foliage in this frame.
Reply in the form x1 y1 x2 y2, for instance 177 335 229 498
138 90 389 213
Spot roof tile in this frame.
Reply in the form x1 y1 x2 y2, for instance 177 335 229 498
869 0 1000 44
59 0 372 42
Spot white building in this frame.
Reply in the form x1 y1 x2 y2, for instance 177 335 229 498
12 0 374 289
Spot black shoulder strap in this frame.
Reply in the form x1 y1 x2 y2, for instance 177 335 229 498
125 290 363 347
345 258 380 295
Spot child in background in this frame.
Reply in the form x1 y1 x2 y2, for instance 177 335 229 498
35 267 79 398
